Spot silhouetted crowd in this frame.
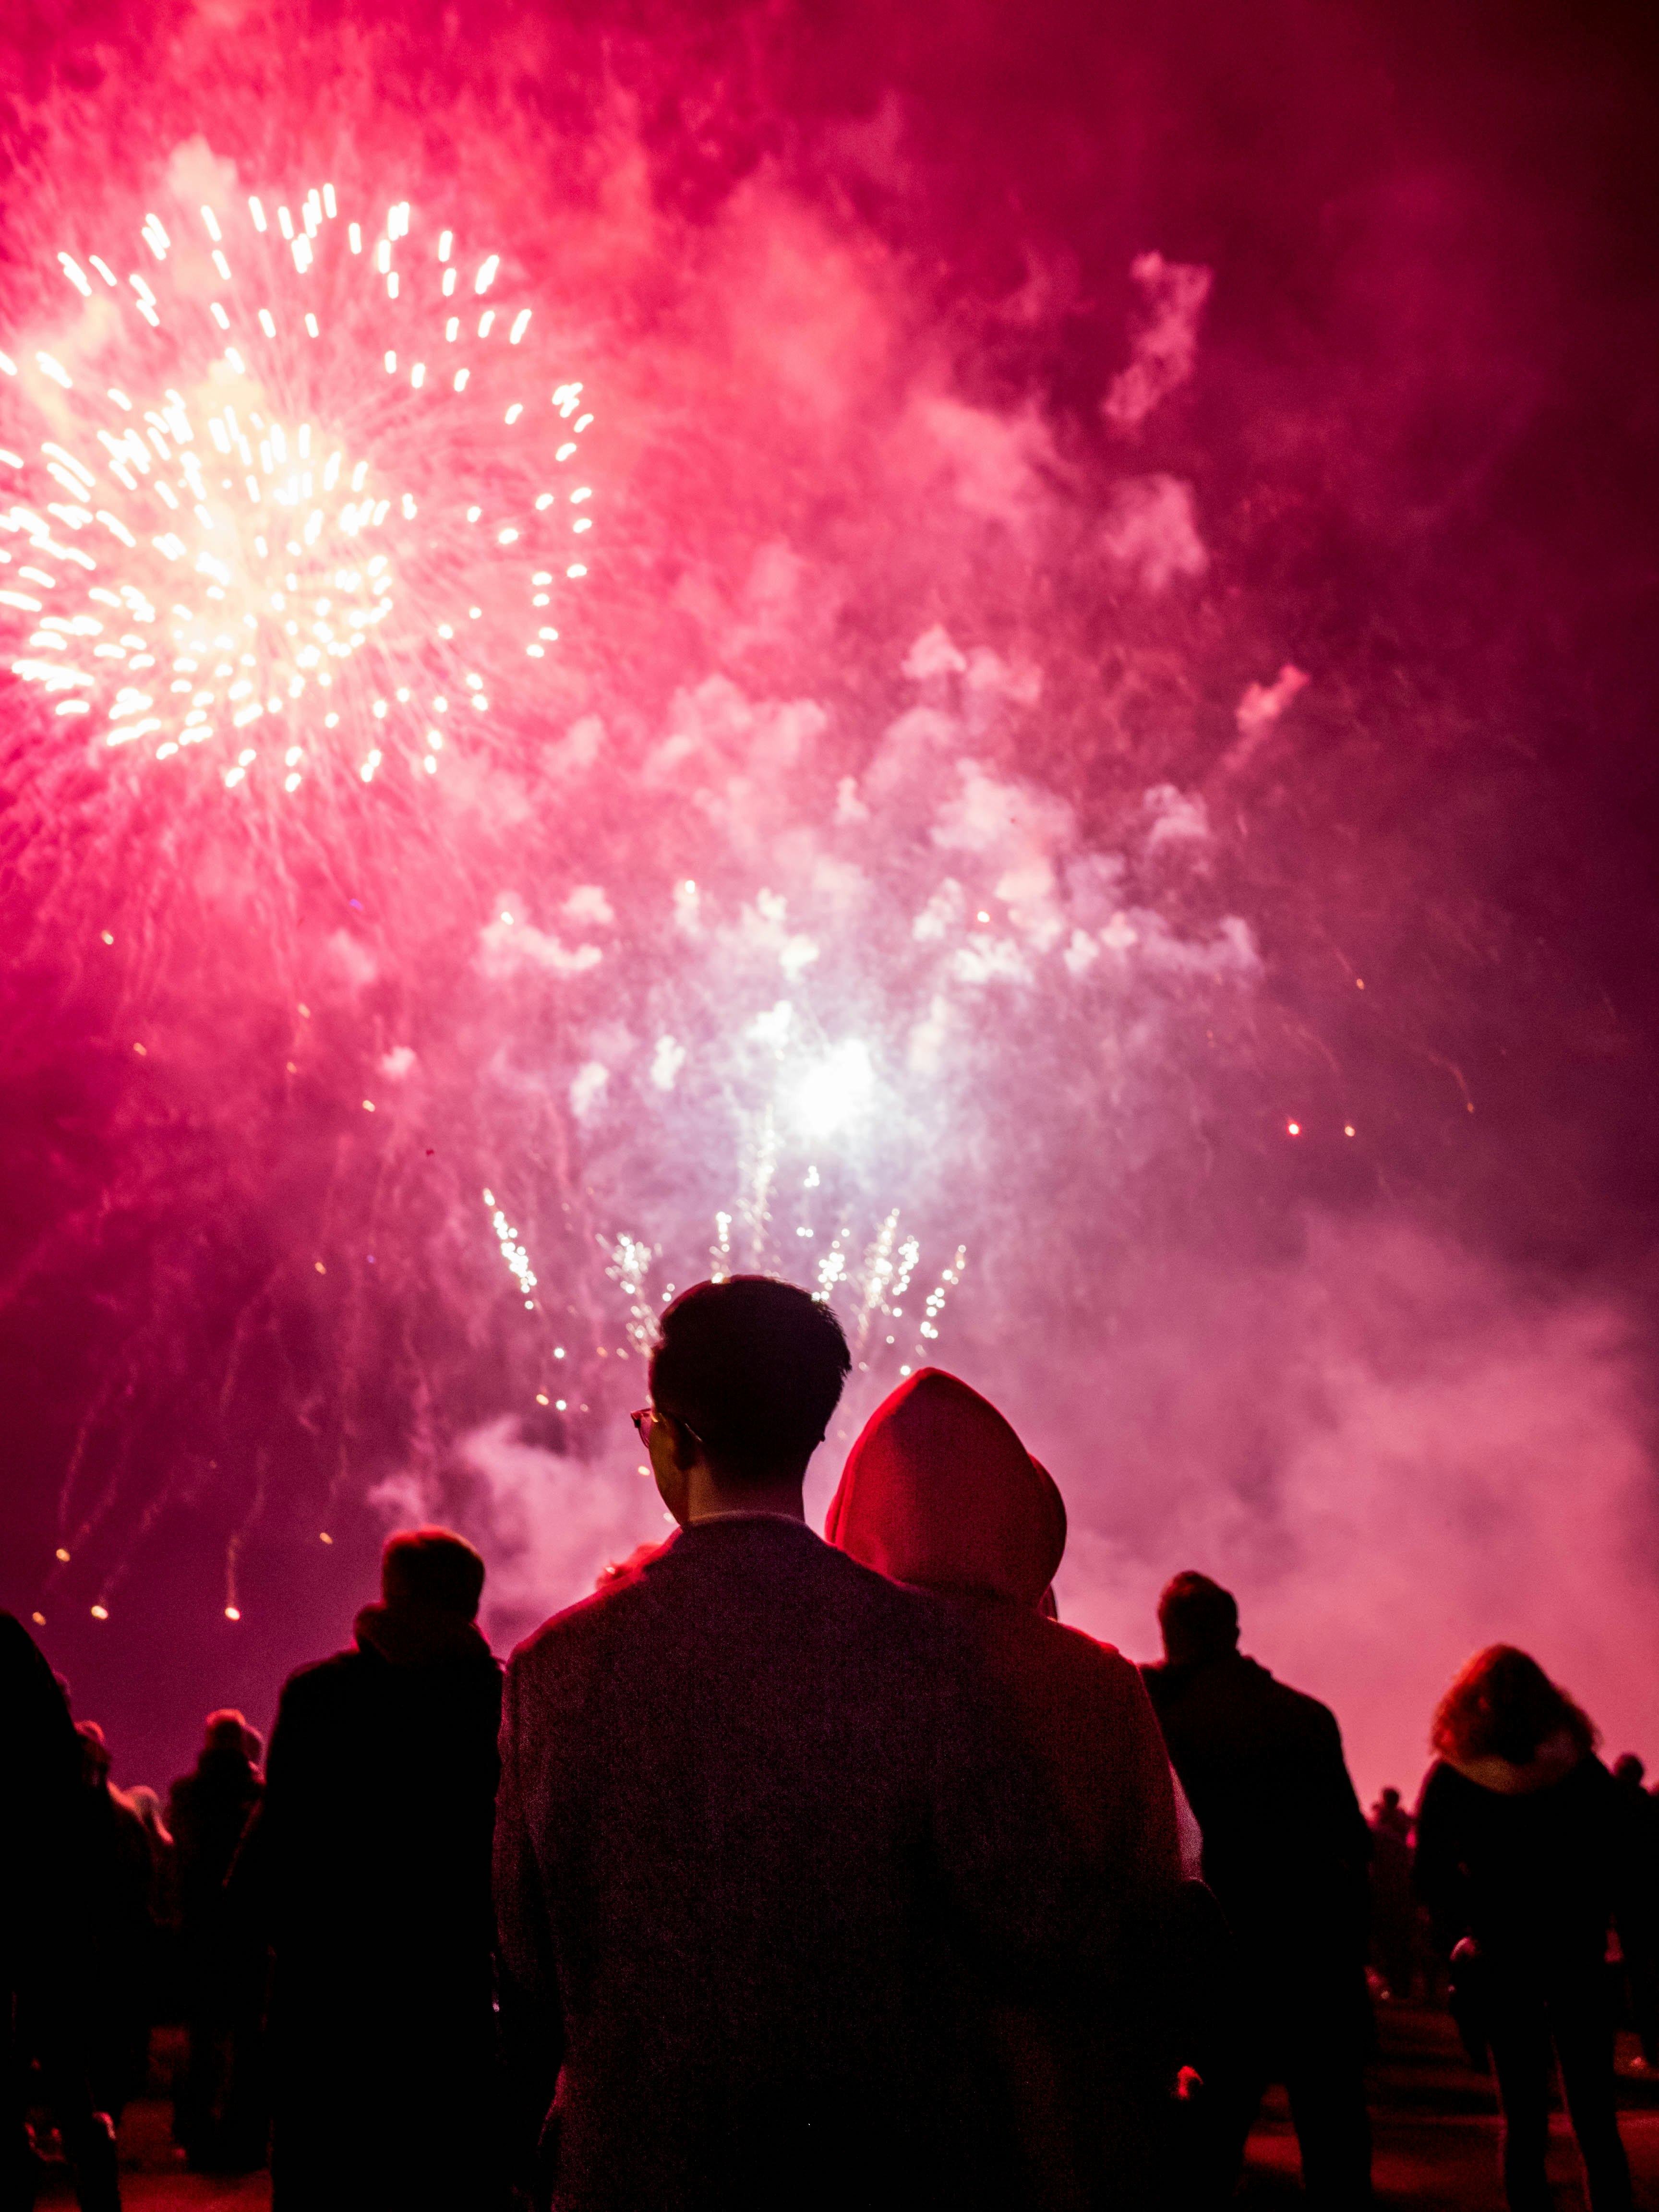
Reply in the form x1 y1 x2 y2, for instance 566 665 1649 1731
5 1277 1657 2210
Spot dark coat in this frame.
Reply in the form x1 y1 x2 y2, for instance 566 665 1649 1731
494 1516 1100 2212
824 1368 1183 2209
1414 1754 1637 1977
1140 1652 1371 1983
168 1747 263 1967
0 1615 124 2200
252 1601 504 2211
0 1612 83 1984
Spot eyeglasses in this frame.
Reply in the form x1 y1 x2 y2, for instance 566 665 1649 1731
631 1405 703 1447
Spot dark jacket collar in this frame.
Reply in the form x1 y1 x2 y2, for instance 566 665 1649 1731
354 1599 494 1668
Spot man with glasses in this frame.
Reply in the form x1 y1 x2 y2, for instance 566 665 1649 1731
494 1275 1088 2211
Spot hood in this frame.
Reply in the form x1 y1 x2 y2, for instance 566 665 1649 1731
1444 1729 1588 1797
824 1367 1066 1608
354 1599 494 1669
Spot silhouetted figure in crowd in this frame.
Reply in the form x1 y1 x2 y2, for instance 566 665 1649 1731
1369 1788 1418 2001
72 1726 156 2128
825 1367 1181 2210
0 1613 121 2212
166 1712 265 2171
117 1789 180 2021
495 1278 1100 2212
1372 1787 1411 1846
1415 1648 1637 2210
249 1527 504 2211
1142 1572 1374 2208
1611 1755 1659 2069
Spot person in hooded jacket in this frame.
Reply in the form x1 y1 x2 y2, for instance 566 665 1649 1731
824 1367 1183 2210
1413 1645 1636 2212
247 1527 505 2211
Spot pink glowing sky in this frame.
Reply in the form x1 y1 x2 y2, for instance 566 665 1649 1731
2 0 1656 1807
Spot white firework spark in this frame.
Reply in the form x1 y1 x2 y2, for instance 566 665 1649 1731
483 1187 539 1308
1 179 596 797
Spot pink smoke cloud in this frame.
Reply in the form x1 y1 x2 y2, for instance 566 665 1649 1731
1103 251 1214 431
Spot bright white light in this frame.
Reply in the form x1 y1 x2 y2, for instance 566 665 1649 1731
793 1040 875 1140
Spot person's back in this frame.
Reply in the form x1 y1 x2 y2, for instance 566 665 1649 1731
1418 1754 1629 1970
254 1526 503 2210
1142 1573 1373 2209
1141 1639 1369 1961
168 1720 262 1930
1368 1791 1418 2001
503 1522 1038 2206
822 1367 1181 2208
1414 1646 1635 2212
167 1712 265 2170
0 1615 121 2212
495 1281 1088 2212
73 1725 156 2127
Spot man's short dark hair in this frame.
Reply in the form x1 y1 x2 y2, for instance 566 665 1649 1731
383 1526 486 1618
649 1276 850 1485
1158 1570 1239 1659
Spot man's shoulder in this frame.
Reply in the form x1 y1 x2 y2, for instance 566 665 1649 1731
277 1646 368 1714
513 1521 950 1664
1140 1652 1335 1734
509 1578 636 1678
1139 1656 1182 1708
1248 1660 1341 1740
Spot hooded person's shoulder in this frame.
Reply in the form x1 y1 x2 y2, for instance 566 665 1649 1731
986 1615 1161 1746
1047 1620 1149 1694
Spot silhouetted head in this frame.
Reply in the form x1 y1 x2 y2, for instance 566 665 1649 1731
204 1708 250 1755
1157 1571 1240 1665
649 1276 850 1490
1431 1645 1598 1768
1379 1787 1402 1813
381 1526 486 1620
1613 1753 1646 1790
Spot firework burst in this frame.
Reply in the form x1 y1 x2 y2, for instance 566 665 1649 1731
1 174 597 805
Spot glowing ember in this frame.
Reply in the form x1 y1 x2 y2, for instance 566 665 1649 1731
483 1187 539 1306
1 183 595 795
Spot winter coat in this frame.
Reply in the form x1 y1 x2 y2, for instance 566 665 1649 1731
0 1613 83 1983
825 1367 1178 1898
1140 1649 1371 1986
167 1745 263 1973
252 1599 504 2210
825 1367 1182 2209
495 1513 1105 2212
1414 1743 1638 1981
